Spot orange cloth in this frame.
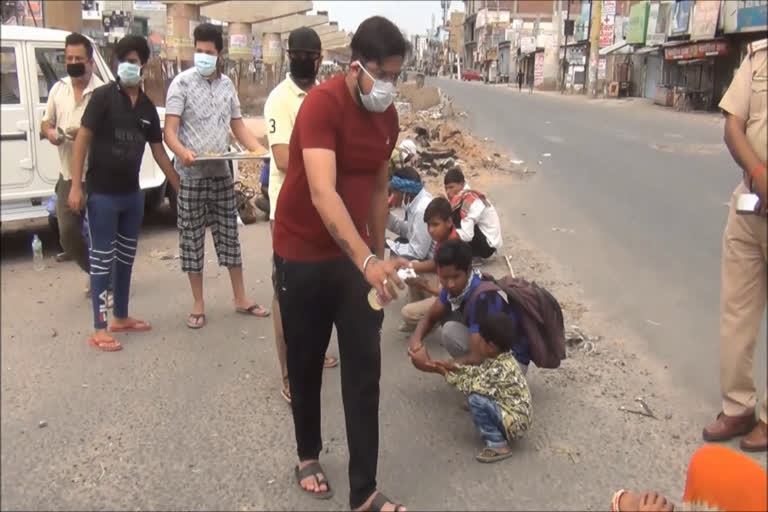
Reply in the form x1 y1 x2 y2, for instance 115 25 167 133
682 445 768 512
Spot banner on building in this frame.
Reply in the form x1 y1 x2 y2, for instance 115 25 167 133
520 36 536 54
134 1 165 11
229 34 250 58
599 0 616 48
262 33 282 64
627 1 650 45
691 0 720 40
737 0 768 32
534 51 544 87
646 2 672 46
82 0 101 20
670 0 693 35
664 40 728 60
597 57 607 79
574 2 591 41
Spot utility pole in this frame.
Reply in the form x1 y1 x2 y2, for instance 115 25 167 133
554 0 562 90
587 0 602 98
562 0 571 92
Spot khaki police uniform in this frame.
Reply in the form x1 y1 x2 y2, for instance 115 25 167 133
717 38 768 424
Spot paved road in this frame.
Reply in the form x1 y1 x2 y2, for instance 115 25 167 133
1 209 711 510
2 85 765 510
432 77 766 418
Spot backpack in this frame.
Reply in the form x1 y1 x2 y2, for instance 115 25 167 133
464 274 566 369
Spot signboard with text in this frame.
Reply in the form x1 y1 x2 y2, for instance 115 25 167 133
646 2 672 46
599 0 616 47
737 0 768 32
627 1 650 45
664 40 728 60
691 0 721 40
534 51 544 86
670 0 693 35
520 36 536 54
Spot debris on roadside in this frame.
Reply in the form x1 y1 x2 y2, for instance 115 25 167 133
38 420 47 428
619 396 659 420
149 249 179 261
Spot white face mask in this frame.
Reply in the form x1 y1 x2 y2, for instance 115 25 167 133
357 61 395 113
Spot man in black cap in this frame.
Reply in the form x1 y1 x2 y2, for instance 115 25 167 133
263 26 337 405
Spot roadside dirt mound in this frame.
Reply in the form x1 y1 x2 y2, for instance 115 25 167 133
396 84 441 111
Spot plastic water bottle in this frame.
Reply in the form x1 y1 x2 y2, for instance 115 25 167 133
32 234 44 271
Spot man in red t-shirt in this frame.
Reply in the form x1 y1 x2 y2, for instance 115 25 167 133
273 16 409 512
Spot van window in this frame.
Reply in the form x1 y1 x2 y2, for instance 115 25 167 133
0 47 21 105
35 47 67 103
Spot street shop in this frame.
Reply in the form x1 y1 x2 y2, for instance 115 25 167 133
663 40 734 111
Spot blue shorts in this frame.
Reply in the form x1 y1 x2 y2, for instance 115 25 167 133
260 159 270 187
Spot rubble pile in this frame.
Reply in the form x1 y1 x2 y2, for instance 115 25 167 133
394 86 520 192
234 158 266 192
230 133 269 191
235 86 523 199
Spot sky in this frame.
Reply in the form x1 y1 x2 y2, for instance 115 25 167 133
312 1 464 37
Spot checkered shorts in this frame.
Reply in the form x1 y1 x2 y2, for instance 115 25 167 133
177 175 242 273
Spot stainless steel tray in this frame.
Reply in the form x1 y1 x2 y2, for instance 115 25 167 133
195 152 270 162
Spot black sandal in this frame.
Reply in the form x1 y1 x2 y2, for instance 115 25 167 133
294 461 334 500
367 492 405 511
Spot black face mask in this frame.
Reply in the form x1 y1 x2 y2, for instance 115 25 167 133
289 57 317 82
66 63 86 78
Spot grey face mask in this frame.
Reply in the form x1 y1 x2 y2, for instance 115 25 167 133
356 61 395 113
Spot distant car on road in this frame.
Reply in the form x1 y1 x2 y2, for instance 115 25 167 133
461 70 483 81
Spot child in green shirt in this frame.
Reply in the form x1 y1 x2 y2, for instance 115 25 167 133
426 311 532 463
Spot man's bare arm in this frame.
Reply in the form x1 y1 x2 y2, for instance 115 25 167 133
305 148 371 270
724 113 767 202
231 118 267 153
411 258 437 274
150 143 180 192
724 113 765 177
453 333 487 366
270 143 289 172
163 115 187 158
409 299 446 351
70 127 93 186
369 161 390 259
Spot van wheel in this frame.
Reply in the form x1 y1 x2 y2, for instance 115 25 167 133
144 183 167 214
166 181 178 220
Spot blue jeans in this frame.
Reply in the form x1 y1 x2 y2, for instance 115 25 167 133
468 393 508 449
86 191 143 329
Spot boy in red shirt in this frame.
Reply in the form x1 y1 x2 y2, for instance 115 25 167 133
272 16 409 512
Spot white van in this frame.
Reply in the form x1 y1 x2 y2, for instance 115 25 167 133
0 25 173 223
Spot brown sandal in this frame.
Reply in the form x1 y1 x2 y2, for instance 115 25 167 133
236 305 270 318
187 313 206 329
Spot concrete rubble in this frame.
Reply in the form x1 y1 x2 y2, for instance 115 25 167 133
393 85 520 193
233 82 523 217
